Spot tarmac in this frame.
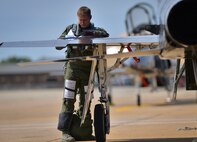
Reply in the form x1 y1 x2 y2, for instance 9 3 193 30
0 86 197 142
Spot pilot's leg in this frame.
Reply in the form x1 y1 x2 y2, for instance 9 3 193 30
57 65 78 142
68 60 95 140
77 67 95 140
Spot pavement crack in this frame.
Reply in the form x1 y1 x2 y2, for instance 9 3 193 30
178 126 197 131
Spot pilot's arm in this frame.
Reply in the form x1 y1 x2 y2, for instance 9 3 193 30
82 27 109 37
56 24 74 50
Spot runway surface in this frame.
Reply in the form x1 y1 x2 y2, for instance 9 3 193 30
0 86 197 142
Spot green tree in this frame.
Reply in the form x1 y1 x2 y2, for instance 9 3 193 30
0 56 31 64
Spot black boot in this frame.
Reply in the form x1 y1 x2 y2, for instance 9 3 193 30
70 110 95 141
57 112 75 142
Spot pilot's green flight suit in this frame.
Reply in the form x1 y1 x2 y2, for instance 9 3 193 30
57 23 109 141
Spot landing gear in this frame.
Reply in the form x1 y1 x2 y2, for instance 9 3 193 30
94 104 106 142
192 56 197 85
185 49 197 90
93 44 110 142
137 94 141 106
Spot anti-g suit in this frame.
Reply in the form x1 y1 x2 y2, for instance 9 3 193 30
57 23 109 141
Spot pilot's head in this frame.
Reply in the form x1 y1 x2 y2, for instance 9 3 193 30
77 6 92 28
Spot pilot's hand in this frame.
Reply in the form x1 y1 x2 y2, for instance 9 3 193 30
56 37 66 50
56 46 65 50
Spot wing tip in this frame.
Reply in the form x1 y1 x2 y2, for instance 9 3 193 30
0 42 3 47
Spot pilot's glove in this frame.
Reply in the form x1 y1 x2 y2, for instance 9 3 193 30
56 46 65 50
55 36 66 50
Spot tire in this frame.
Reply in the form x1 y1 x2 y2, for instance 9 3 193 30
94 104 106 142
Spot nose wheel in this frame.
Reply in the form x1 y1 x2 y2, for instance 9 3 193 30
94 104 106 142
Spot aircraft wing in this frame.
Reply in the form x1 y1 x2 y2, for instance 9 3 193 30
0 39 70 47
0 35 159 47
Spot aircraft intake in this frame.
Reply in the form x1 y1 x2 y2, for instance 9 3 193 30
166 0 197 47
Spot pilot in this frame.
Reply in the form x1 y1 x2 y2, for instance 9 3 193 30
56 6 109 142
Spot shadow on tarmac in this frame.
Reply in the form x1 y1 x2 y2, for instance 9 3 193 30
107 138 197 142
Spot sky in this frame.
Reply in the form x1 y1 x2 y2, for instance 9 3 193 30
0 0 159 61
